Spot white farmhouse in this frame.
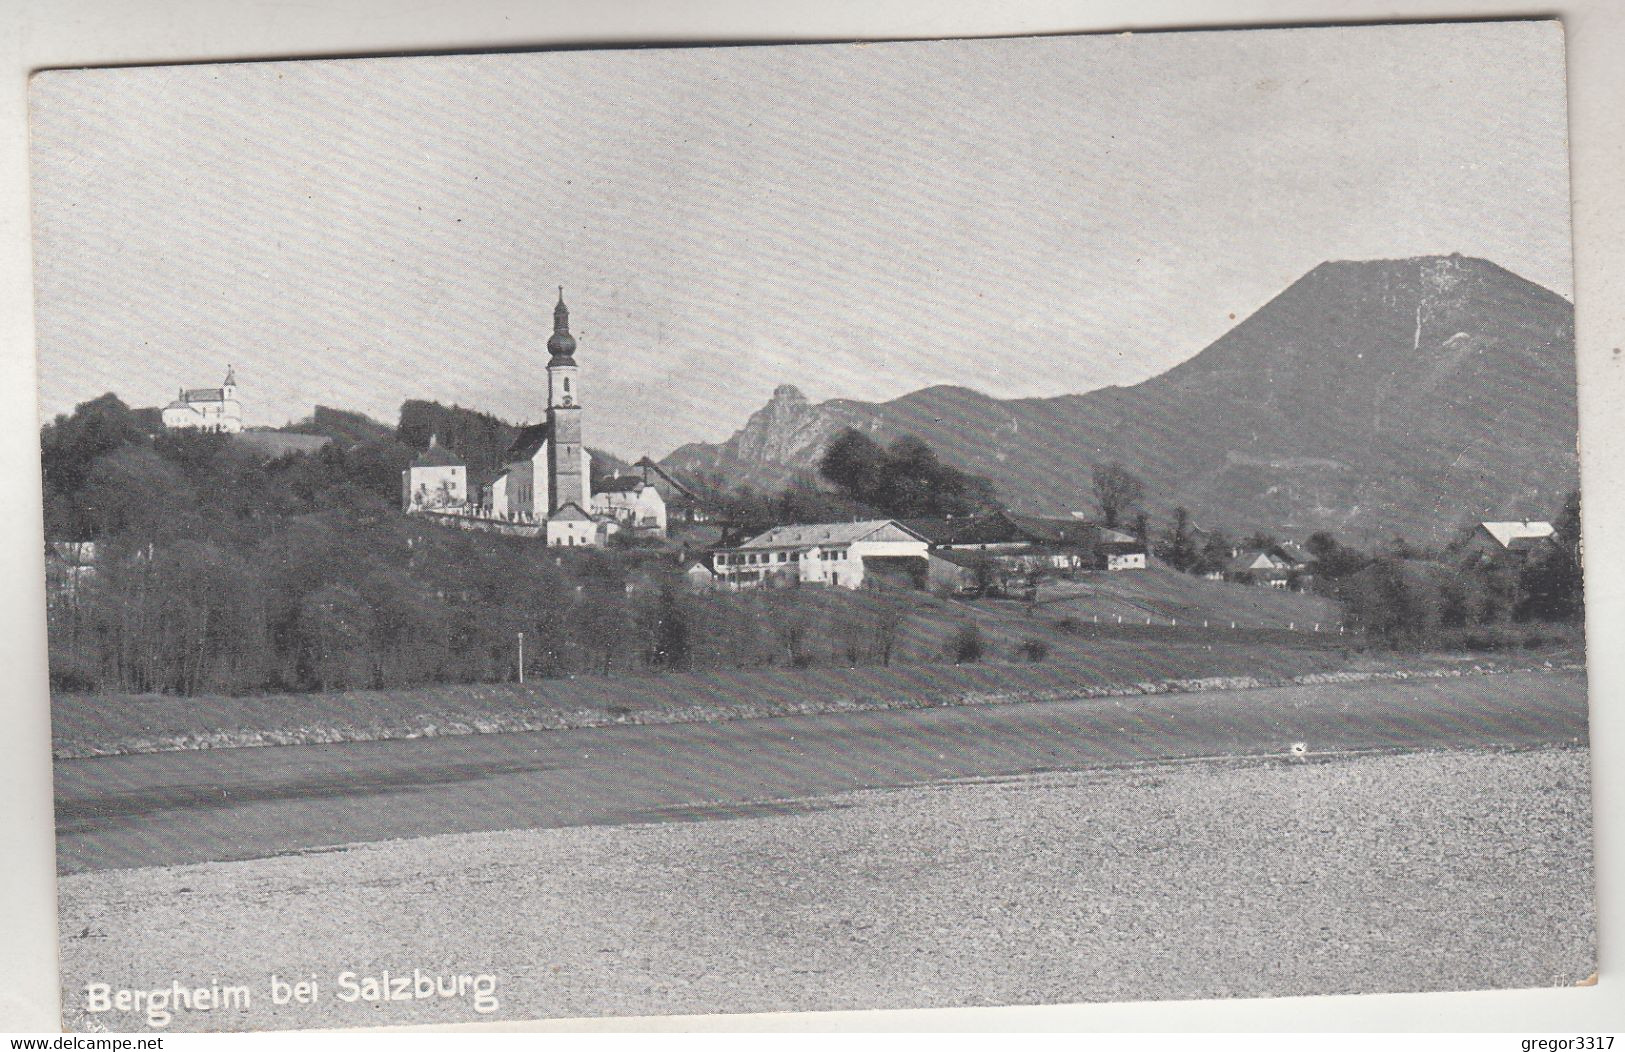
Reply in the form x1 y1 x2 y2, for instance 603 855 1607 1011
544 502 598 547
162 366 242 433
712 520 930 590
591 474 668 534
401 435 468 512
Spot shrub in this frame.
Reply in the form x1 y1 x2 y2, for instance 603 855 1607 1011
1055 616 1082 634
1460 630 1505 652
1016 638 1050 662
948 624 984 664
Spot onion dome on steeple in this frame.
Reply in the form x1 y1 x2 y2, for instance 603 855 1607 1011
547 286 577 362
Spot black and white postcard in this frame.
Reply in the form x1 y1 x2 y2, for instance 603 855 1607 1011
29 21 1592 1031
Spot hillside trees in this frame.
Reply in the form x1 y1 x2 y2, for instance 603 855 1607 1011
1090 462 1143 530
819 429 998 518
1517 490 1584 623
397 400 518 477
1305 532 1368 580
1341 557 1431 647
1156 507 1200 572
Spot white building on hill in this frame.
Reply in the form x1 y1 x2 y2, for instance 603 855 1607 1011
591 474 668 533
162 366 242 433
712 520 930 590
401 435 468 512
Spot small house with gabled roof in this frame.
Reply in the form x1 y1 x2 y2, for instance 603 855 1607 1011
544 502 597 547
401 435 468 512
591 472 668 534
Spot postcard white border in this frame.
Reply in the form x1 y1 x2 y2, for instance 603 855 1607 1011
3 0 1621 1034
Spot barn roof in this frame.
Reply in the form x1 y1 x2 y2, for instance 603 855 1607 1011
594 475 644 494
736 519 927 549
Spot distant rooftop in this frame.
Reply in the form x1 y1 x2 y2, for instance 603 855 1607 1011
1479 520 1555 549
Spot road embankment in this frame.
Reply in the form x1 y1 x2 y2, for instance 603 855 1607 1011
51 645 1582 759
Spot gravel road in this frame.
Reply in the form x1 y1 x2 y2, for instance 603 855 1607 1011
57 746 1594 1032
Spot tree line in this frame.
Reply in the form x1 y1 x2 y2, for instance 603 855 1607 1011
41 396 927 695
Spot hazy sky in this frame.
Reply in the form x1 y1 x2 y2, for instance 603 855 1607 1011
29 22 1571 458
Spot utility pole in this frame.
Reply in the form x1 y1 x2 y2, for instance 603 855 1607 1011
518 631 525 684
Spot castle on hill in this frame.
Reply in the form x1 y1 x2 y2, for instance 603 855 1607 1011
162 366 242 433
401 288 668 546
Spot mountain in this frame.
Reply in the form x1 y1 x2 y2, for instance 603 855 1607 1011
662 255 1578 544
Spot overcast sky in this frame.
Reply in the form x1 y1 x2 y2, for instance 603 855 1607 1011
29 21 1570 459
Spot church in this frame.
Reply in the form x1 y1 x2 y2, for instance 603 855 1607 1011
162 366 242 433
402 287 675 547
480 288 597 545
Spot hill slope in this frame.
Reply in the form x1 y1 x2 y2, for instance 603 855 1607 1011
663 255 1577 542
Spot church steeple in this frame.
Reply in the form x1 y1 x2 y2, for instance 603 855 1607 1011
544 284 587 516
547 286 577 361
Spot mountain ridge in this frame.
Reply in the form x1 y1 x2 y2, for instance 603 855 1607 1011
662 254 1578 543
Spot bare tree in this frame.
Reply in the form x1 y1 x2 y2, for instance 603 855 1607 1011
865 592 910 666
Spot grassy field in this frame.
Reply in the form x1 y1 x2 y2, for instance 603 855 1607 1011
51 622 1575 758
1031 565 1342 627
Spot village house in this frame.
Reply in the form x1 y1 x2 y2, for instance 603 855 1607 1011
161 366 242 433
681 556 722 591
590 473 668 533
903 511 1145 576
400 435 468 513
711 520 930 590
1463 520 1556 562
1222 542 1316 588
632 457 715 524
543 502 601 548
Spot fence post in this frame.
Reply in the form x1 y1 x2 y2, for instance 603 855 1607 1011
1230 621 1236 629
